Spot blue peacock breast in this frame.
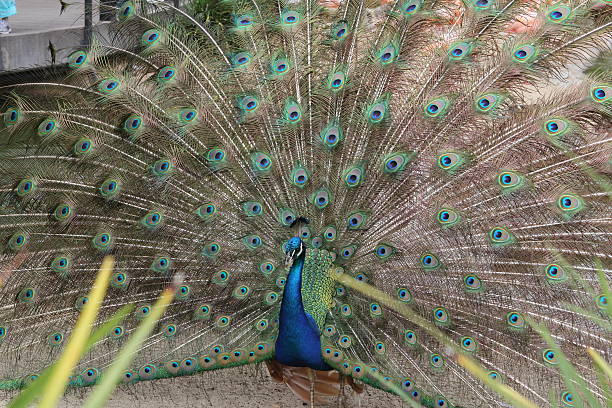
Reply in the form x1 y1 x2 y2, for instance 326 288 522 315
275 242 335 371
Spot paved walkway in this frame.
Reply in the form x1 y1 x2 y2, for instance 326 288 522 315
0 0 106 72
6 0 98 35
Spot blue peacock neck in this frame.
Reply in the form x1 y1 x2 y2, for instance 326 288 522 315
275 249 332 371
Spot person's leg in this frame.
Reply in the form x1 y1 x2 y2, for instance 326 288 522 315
0 17 10 34
0 0 16 34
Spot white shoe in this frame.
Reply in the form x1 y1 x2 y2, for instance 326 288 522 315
0 20 11 35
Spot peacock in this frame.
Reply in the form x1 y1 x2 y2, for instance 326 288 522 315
0 0 610 406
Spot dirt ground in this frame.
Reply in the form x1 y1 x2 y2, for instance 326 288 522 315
0 365 405 408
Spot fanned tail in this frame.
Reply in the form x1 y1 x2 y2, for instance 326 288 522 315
0 0 610 406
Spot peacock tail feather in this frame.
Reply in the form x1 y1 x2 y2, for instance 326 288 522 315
0 0 610 406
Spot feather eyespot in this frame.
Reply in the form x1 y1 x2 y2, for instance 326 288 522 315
140 210 163 230
98 78 121 94
437 152 464 172
347 211 368 229
460 336 477 352
404 330 417 345
343 165 364 187
340 245 356 260
433 307 449 325
195 304 212 320
596 294 607 310
311 188 332 209
430 353 444 368
3 107 21 125
420 253 441 269
590 85 610 103
216 315 231 328
73 138 94 156
111 272 129 289
320 122 343 149
206 148 227 167
138 364 157 380
51 255 71 276
259 261 275 275
151 256 171 273
68 50 88 68
233 285 251 299
176 285 191 300
340 304 352 317
252 152 272 173
270 57 291 76
243 201 263 217
202 242 221 258
280 10 301 25
8 232 28 252
327 71 346 91
561 391 575 406
53 203 74 222
99 178 121 199
157 66 177 83
383 152 411 173
463 274 483 291
330 21 349 40
547 5 571 23
497 170 525 191
377 44 398 65
545 264 567 283
196 203 217 220
557 193 583 215
15 179 36 197
397 287 412 302
118 2 135 20
513 44 537 63
506 311 526 330
255 319 268 331
370 303 383 317
141 29 162 47
263 291 279 305
212 270 231 286
436 208 460 227
400 0 422 15
234 14 253 27
47 331 64 346
231 51 252 68
81 368 99 384
110 326 125 339
136 305 152 320
150 159 174 177
542 349 559 365
366 101 388 123
92 232 113 252
323 226 337 241
488 227 514 246
425 97 449 118
448 41 472 60
300 227 312 239
338 335 352 348
238 95 259 114
162 323 177 338
278 208 297 226
291 166 309 187
38 118 60 137
374 243 394 259
242 235 262 250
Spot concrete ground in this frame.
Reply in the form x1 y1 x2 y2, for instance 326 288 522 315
0 365 405 407
0 0 101 71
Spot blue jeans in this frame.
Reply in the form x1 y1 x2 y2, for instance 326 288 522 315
0 0 16 19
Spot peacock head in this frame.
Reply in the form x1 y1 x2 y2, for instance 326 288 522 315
285 237 304 268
